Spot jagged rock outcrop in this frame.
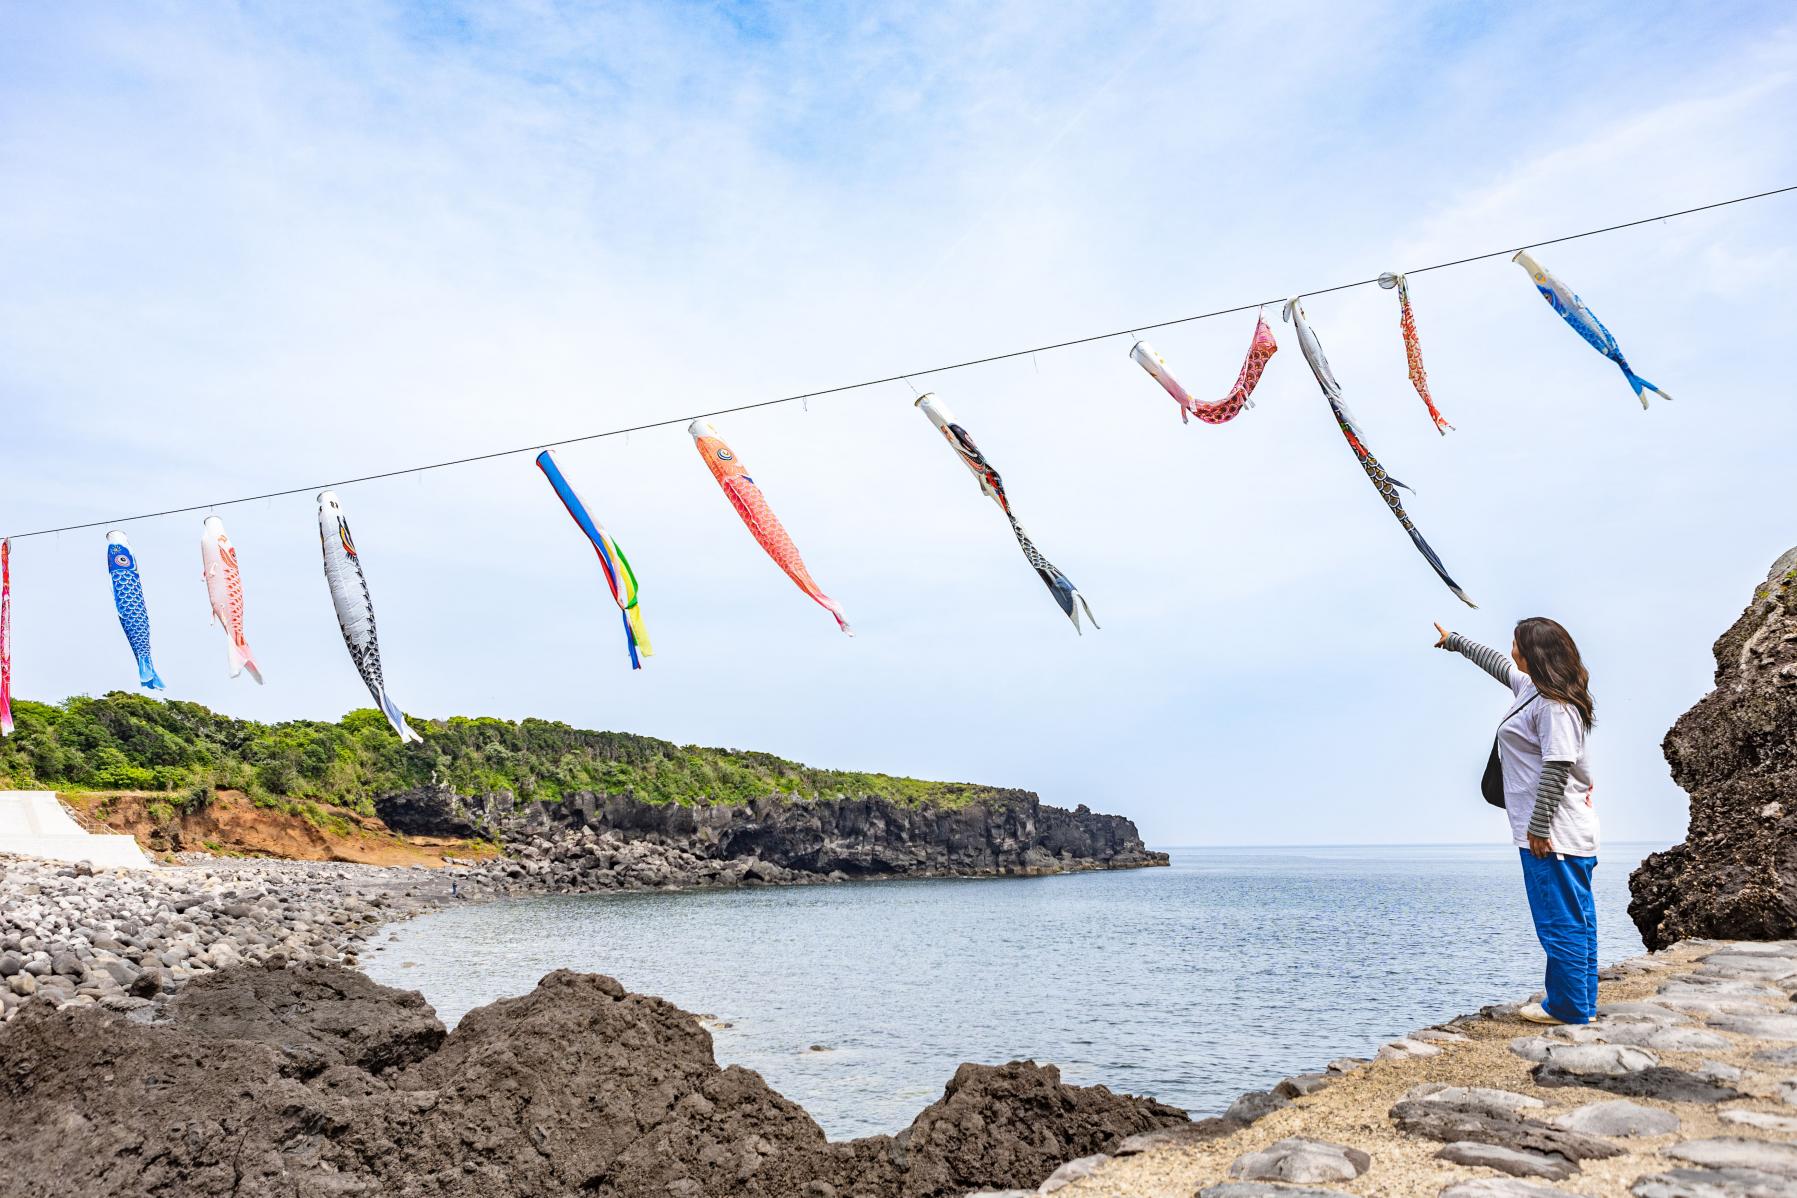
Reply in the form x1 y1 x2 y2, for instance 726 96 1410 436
379 785 1168 878
0 963 1194 1198
1630 546 1797 949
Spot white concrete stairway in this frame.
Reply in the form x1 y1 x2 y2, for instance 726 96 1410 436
0 790 153 869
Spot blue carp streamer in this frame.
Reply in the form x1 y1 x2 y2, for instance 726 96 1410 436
1514 251 1672 409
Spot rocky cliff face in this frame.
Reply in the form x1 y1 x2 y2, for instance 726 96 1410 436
0 963 1196 1197
1629 546 1797 949
376 786 1168 879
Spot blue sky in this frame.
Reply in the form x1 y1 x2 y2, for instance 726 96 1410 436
1 1 1793 847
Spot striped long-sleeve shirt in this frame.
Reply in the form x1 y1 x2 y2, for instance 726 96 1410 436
1440 633 1575 841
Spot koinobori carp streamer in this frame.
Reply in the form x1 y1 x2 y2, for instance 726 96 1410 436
1377 272 1453 434
317 491 421 742
536 449 652 668
914 393 1097 632
200 516 263 683
1281 297 1476 609
106 531 166 689
1513 250 1671 409
1 539 12 736
689 420 851 634
1130 313 1278 425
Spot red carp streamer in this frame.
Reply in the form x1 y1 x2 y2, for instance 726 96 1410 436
1130 313 1278 426
689 420 850 634
1379 272 1453 434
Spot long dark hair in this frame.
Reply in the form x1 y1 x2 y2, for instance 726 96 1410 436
1515 616 1596 729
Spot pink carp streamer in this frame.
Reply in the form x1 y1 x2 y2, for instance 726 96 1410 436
1 539 11 736
1378 273 1453 435
1130 313 1278 425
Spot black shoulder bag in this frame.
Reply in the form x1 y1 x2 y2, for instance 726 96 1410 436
1480 693 1537 809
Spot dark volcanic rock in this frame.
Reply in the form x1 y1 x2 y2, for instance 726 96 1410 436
0 964 1190 1198
1388 1098 1622 1163
1630 547 1797 949
1530 1063 1744 1104
165 960 445 1074
379 784 1168 880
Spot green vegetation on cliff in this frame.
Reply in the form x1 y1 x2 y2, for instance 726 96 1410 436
0 693 1003 815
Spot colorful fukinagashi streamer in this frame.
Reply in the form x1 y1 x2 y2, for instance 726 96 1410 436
317 491 421 742
915 394 1097 632
1 539 12 737
689 420 851 634
1513 250 1672 409
1130 313 1278 425
1281 298 1476 608
200 516 263 683
1377 273 1454 434
536 450 652 668
106 531 166 689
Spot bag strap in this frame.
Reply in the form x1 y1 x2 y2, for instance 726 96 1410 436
1498 690 1536 729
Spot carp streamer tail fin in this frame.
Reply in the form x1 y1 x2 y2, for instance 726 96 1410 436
1622 366 1673 408
1409 528 1478 610
138 657 166 691
377 688 423 744
229 638 264 685
816 593 853 637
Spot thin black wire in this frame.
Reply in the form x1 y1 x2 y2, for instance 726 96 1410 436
6 182 1794 541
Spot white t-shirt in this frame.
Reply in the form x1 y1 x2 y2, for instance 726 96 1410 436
1497 670 1598 857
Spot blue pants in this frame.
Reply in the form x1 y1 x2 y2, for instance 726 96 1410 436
1519 849 1598 1023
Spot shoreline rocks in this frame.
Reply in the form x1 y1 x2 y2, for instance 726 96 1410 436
1630 545 1797 949
0 962 1197 1198
379 785 1170 881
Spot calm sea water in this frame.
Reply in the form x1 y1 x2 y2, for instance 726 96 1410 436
363 843 1661 1139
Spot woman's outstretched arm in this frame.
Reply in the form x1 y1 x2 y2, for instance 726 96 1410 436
1433 624 1516 687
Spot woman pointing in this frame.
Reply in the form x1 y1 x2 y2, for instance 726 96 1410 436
1436 617 1599 1025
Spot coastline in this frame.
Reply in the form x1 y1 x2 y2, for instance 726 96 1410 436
8 848 1797 1195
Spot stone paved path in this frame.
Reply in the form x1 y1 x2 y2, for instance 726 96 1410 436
1017 941 1797 1198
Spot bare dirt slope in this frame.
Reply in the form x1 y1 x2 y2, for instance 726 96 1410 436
60 789 495 866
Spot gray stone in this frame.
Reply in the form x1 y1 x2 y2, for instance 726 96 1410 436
1511 1036 1557 1063
1228 1138 1370 1184
1550 1099 1680 1137
1709 1014 1797 1041
1541 1043 1659 1076
1434 1141 1575 1180
1660 979 1782 999
1038 1153 1107 1193
1650 1027 1735 1052
1654 998 1767 1017
1406 1084 1544 1114
1666 1139 1797 1179
0 952 21 977
1274 1073 1332 1099
1631 1166 1797 1197
1701 954 1797 979
6 972 34 997
1754 1048 1797 1066
1378 1036 1443 1060
1389 1099 1621 1162
1324 1057 1367 1074
1199 1186 1352 1198
1439 1180 1583 1197
1224 1089 1287 1124
1603 1002 1689 1023
1697 1061 1744 1083
50 952 84 978
1720 1110 1797 1134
